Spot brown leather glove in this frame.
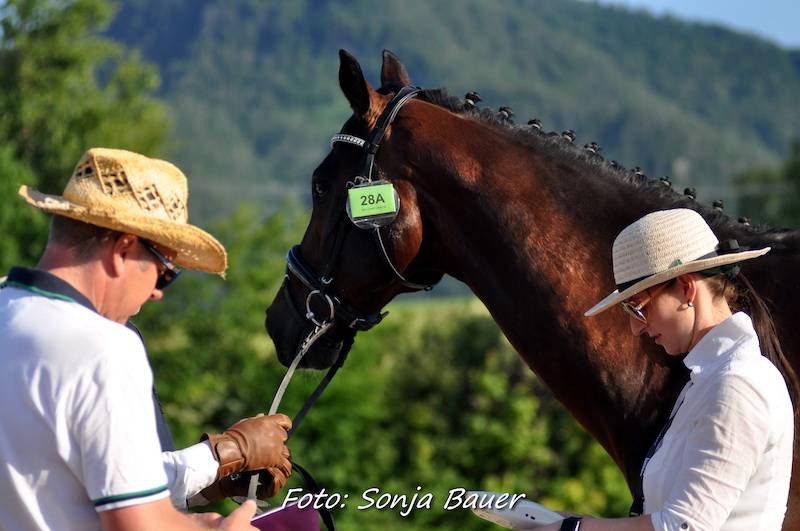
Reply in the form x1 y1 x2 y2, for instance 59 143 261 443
199 467 288 502
201 413 292 481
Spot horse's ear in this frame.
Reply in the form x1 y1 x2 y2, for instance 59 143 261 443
380 49 412 88
339 49 374 116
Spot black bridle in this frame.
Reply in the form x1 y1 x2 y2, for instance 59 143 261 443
282 85 435 357
259 87 440 529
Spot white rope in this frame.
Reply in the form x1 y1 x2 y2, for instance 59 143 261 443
246 321 334 503
268 322 333 415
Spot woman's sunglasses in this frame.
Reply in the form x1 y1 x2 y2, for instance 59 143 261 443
619 282 670 324
140 240 182 290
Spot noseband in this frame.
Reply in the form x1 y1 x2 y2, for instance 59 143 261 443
285 245 388 331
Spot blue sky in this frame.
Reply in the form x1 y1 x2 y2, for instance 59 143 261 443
593 0 800 48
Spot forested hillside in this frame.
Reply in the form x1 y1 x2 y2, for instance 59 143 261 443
4 3 800 529
106 0 800 220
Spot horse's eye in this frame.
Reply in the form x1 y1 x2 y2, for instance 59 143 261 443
313 182 327 199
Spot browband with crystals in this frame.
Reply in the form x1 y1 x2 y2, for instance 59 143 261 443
330 134 366 148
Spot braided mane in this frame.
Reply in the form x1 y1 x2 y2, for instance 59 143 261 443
416 87 793 241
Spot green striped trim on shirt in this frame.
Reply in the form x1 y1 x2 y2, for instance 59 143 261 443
92 485 169 507
1 280 79 305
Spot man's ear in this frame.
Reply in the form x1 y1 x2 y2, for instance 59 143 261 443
109 234 137 278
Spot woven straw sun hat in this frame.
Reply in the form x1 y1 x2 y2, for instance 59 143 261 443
19 148 227 274
584 208 769 317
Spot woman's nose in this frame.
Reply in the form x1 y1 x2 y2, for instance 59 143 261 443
629 316 647 336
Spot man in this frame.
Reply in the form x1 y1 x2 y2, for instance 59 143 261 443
0 148 291 530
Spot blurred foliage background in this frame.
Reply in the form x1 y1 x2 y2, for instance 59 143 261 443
1 0 799 529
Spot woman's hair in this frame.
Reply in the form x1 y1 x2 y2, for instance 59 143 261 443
705 272 800 409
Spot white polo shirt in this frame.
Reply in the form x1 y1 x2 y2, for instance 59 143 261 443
644 312 794 531
0 280 169 530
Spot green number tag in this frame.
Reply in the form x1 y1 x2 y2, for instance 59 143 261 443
347 183 397 219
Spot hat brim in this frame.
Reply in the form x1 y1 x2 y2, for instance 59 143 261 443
584 246 771 317
19 185 227 275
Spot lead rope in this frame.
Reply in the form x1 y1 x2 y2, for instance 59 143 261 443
246 321 334 501
240 324 352 531
288 336 352 439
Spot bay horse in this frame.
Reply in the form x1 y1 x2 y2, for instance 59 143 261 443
265 50 800 528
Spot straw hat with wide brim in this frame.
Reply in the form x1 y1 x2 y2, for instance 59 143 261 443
585 208 769 317
19 148 227 274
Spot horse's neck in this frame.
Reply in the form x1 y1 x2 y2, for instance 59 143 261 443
405 122 684 480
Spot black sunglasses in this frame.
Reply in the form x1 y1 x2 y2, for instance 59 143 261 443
140 239 182 290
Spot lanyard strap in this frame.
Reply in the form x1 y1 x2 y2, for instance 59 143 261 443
629 380 693 516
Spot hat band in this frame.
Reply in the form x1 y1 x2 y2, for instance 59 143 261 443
615 239 742 292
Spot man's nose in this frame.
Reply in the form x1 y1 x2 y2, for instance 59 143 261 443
150 288 164 301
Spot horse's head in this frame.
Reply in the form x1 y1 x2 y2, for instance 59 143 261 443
265 50 443 369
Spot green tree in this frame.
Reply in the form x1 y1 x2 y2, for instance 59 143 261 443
0 0 169 271
735 140 800 227
104 0 800 220
0 146 42 270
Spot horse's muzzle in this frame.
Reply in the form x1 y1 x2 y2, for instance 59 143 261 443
265 298 344 370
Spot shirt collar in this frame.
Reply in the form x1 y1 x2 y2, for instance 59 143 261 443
2 266 98 314
682 312 755 380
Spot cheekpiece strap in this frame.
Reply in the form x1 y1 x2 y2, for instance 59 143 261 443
330 87 421 181
360 86 422 178
364 86 421 153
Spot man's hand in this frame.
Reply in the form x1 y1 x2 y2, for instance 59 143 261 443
100 497 258 530
203 414 292 480
190 500 259 530
219 500 258 530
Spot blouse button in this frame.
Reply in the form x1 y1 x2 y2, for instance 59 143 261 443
681 524 688 529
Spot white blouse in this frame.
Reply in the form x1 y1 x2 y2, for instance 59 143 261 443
644 312 794 531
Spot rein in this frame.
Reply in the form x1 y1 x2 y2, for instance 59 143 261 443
248 86 437 529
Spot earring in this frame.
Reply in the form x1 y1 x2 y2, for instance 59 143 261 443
687 302 694 308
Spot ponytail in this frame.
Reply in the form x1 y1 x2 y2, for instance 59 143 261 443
725 273 799 410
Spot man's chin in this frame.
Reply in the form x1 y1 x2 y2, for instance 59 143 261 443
116 306 141 324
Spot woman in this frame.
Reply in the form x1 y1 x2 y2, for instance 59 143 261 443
546 209 797 531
